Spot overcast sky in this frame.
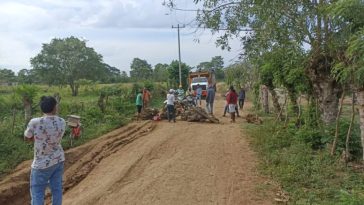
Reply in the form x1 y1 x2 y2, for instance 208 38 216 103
0 0 242 74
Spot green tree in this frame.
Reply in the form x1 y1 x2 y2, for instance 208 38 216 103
31 36 107 96
102 64 121 83
165 0 352 124
330 0 364 159
14 85 37 125
0 69 16 84
168 60 191 89
17 69 34 84
197 56 225 80
129 58 152 80
196 61 211 71
153 63 169 82
120 71 129 83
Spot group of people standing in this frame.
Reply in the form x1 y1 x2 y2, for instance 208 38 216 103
223 86 245 123
135 87 152 120
163 84 245 123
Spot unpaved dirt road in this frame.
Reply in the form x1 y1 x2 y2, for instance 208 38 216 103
0 97 273 205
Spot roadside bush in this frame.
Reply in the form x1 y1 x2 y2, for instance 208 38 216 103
245 118 364 204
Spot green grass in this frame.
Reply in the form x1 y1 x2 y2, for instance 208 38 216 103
0 82 166 178
244 118 364 204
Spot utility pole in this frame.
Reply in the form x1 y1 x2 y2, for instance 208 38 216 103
172 24 185 87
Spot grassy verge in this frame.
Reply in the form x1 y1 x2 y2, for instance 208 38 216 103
244 118 364 204
0 83 166 178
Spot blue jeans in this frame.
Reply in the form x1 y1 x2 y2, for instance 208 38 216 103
30 162 64 205
167 104 175 122
206 102 214 114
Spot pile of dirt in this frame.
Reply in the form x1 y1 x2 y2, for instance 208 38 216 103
245 114 263 125
0 121 155 205
159 102 185 120
181 106 219 123
140 108 159 120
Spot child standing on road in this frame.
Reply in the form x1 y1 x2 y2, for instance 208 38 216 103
24 96 66 205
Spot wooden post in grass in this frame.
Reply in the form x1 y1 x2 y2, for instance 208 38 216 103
11 108 16 135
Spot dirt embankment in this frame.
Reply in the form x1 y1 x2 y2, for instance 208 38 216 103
0 98 273 205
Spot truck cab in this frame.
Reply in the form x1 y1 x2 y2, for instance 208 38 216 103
188 71 210 97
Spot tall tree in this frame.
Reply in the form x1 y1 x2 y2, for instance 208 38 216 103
331 0 364 159
168 60 191 89
31 36 107 96
129 58 153 80
166 0 350 124
17 69 34 84
153 63 169 82
120 71 129 83
0 69 16 84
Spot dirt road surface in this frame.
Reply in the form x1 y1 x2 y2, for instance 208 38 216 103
0 97 273 205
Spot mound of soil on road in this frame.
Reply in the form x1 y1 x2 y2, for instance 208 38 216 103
0 121 155 205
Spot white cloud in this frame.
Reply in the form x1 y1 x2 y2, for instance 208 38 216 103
0 0 242 74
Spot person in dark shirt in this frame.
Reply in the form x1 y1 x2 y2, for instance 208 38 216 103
238 87 246 110
205 84 215 115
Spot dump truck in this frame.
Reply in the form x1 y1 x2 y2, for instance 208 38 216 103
188 69 216 97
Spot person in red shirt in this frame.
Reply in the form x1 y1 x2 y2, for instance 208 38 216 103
226 86 238 122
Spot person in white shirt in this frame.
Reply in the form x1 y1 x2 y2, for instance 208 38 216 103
166 89 176 122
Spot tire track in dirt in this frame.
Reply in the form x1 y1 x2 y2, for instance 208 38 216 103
0 120 155 205
1 97 274 205
62 98 274 205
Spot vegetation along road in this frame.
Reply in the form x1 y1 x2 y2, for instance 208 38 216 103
0 97 273 205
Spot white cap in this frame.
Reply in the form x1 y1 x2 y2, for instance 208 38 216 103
169 89 174 93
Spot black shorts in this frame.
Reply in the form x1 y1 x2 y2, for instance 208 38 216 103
136 105 142 113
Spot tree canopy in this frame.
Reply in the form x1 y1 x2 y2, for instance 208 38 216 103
30 36 113 96
0 69 16 84
168 60 191 89
129 58 153 80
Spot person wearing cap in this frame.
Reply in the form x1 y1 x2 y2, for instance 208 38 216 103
24 96 66 205
205 84 215 115
195 84 202 106
166 89 176 122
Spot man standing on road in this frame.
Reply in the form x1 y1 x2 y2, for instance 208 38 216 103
166 89 176 122
205 84 215 115
135 90 143 121
238 87 246 110
195 84 202 106
24 96 66 205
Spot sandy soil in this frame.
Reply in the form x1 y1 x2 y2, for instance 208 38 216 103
0 97 273 205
